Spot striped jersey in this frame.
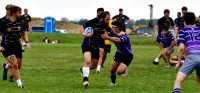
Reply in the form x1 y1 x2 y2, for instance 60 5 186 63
115 34 133 55
178 26 200 54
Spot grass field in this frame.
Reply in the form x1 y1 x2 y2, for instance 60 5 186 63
0 33 200 93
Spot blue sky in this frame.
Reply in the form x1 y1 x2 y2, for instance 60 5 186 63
0 0 199 20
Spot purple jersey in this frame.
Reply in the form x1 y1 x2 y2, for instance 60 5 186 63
115 34 133 55
178 26 200 54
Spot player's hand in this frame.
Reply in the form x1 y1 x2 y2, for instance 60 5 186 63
28 29 32 33
175 62 181 71
26 43 31 51
82 32 91 38
0 47 5 52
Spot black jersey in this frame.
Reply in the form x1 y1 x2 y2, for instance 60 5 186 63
20 14 31 26
83 18 107 49
0 19 25 45
112 14 129 25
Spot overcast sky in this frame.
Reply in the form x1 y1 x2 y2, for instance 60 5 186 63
0 0 199 21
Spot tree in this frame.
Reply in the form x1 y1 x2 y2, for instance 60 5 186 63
60 17 69 22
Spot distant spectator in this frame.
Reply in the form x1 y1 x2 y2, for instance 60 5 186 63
42 37 50 43
56 37 60 44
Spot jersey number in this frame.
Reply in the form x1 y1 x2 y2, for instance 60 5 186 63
189 31 200 41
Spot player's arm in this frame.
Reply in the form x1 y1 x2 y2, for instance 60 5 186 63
101 33 121 43
177 43 184 64
21 31 30 51
157 42 162 49
154 24 159 36
28 15 32 32
125 15 130 24
175 30 185 69
168 39 176 50
0 22 5 52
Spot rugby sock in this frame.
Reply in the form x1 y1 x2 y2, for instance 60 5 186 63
173 88 180 93
82 67 90 77
154 58 159 62
5 63 9 69
16 79 23 86
110 73 116 84
97 65 101 71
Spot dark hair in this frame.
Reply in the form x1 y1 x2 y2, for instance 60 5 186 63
99 11 110 18
5 4 13 10
184 12 195 25
97 8 104 13
177 12 181 15
112 21 123 30
10 6 21 16
182 6 188 11
119 8 123 11
164 9 170 13
162 25 169 31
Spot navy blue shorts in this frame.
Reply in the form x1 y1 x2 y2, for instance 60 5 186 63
113 52 133 66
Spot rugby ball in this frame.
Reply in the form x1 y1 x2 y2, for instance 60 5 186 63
84 27 93 37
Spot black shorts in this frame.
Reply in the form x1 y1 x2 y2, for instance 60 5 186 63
104 45 111 53
24 25 29 31
113 52 133 66
2 43 22 58
81 45 99 60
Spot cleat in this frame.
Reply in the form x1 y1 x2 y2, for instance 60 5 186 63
18 85 25 89
153 61 159 65
83 81 89 88
9 76 14 82
96 70 100 74
165 62 171 67
122 70 128 77
83 77 89 88
2 63 8 80
109 83 116 86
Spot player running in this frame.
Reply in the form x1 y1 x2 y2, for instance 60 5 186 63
173 12 200 93
101 21 133 86
0 5 30 88
153 26 176 67
80 11 110 88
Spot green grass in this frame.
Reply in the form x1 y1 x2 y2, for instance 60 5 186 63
0 33 200 93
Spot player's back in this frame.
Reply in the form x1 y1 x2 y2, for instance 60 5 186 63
179 26 200 54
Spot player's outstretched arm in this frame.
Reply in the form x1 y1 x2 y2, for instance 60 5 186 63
157 42 162 50
101 33 121 43
175 43 184 70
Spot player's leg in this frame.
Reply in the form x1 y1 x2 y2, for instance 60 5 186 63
96 48 105 73
82 52 91 88
153 50 163 65
102 45 111 67
89 48 99 69
6 55 24 88
173 72 187 93
110 60 120 85
173 54 196 93
195 65 200 85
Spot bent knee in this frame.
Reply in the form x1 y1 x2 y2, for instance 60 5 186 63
117 71 125 75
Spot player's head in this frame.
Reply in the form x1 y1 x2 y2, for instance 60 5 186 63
10 6 22 18
119 8 123 15
111 21 123 34
181 6 188 15
184 12 195 26
97 7 104 16
99 11 110 24
162 25 169 36
163 9 170 18
5 4 13 16
24 8 28 14
177 12 181 18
